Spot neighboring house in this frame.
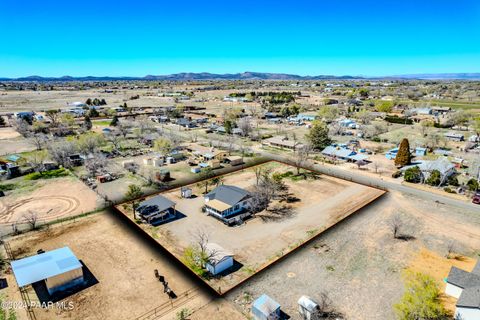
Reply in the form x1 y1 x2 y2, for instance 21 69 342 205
445 132 465 142
204 185 251 224
136 195 176 225
297 113 317 121
263 136 303 151
402 157 456 182
205 243 234 276
415 147 427 157
252 294 281 320
67 154 84 167
11 247 85 295
445 261 480 320
412 107 433 115
339 118 357 128
432 106 452 114
224 156 243 166
321 145 369 162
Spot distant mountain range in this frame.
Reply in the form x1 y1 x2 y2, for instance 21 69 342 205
1 72 480 82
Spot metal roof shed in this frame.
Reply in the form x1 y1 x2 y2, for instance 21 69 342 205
11 247 84 294
252 294 281 320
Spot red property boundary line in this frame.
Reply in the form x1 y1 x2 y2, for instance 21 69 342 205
113 159 387 296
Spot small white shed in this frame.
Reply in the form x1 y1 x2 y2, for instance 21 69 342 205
205 243 234 276
298 295 320 320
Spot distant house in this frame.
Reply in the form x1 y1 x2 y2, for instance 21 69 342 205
263 136 303 151
297 113 317 121
67 154 84 167
445 261 480 320
205 243 234 276
432 106 452 114
11 247 85 295
204 185 251 224
386 148 399 160
252 294 281 320
412 107 433 115
415 147 427 157
445 132 465 142
321 145 369 162
14 111 35 122
176 118 197 128
136 195 176 225
339 118 357 128
224 156 243 166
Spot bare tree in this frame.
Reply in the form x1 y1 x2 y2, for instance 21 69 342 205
84 152 108 177
23 211 39 230
29 133 47 150
237 117 252 137
13 119 31 137
47 140 78 168
388 214 403 239
108 133 124 152
294 145 312 176
117 121 131 138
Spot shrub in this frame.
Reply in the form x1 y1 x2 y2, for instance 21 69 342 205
385 115 413 125
467 178 479 191
447 175 459 187
392 170 402 178
394 272 448 320
0 183 16 191
426 170 441 186
404 166 422 183
24 168 69 180
444 187 456 194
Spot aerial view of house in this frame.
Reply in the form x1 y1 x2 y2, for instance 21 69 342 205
0 1 479 320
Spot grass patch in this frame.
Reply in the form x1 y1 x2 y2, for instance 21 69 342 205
24 168 70 180
93 120 112 126
0 183 16 191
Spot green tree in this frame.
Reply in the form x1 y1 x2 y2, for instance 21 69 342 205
317 105 338 122
153 138 172 155
306 120 331 150
125 184 142 200
0 294 17 320
404 166 422 183
395 138 411 167
86 98 92 105
224 119 233 134
88 108 99 118
110 115 119 126
375 100 394 113
83 115 92 130
394 272 448 320
426 170 441 186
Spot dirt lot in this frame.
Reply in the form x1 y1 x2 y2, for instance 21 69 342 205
0 127 36 155
224 190 480 320
116 162 385 294
3 211 215 320
0 177 105 234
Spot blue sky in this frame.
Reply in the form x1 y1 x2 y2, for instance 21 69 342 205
1 0 479 77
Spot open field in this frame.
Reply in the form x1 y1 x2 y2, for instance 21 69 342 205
0 127 35 155
0 177 105 235
224 190 480 320
115 161 386 294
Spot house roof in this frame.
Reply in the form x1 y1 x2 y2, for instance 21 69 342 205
206 199 232 212
205 185 249 206
137 195 176 214
206 243 233 265
457 286 480 309
447 266 480 289
11 247 82 288
321 146 356 159
253 294 280 315
417 157 455 175
265 136 301 148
